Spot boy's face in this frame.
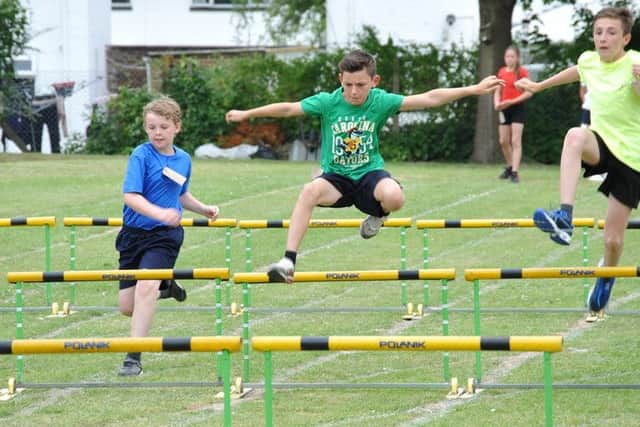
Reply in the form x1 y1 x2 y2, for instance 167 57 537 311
144 112 181 154
339 69 380 106
593 17 631 62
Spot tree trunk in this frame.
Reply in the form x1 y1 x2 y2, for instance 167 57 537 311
471 0 517 163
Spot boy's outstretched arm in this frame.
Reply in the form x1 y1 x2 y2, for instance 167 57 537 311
400 75 503 111
226 102 304 122
515 65 579 94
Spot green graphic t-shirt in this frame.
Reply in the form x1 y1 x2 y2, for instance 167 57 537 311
301 87 403 180
578 49 640 171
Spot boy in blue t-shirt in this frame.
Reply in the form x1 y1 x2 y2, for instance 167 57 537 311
226 49 503 283
116 96 220 376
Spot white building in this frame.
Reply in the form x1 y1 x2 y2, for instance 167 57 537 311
5 0 110 153
6 0 627 154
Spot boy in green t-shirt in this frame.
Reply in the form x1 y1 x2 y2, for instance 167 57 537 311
226 49 502 283
516 7 640 314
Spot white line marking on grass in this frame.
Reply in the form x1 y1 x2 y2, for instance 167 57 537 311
216 184 303 208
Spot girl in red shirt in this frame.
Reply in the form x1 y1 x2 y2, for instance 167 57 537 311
494 45 532 183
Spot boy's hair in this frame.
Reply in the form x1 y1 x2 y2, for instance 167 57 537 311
594 7 635 35
339 49 377 77
143 96 182 124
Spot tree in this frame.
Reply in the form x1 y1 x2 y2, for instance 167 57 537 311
470 0 517 163
0 0 29 115
233 0 326 47
0 0 29 151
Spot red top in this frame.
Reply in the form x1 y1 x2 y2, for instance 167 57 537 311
497 66 528 101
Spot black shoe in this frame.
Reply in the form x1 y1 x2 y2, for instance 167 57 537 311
510 171 520 183
499 166 512 179
159 279 187 302
118 357 142 376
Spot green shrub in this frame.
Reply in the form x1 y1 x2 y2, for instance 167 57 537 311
85 87 153 155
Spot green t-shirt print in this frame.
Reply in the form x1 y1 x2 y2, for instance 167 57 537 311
301 88 403 180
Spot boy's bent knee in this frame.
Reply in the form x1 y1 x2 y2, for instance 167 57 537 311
379 187 405 212
564 127 589 146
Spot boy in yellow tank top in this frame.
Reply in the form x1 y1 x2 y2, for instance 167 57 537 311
516 7 640 314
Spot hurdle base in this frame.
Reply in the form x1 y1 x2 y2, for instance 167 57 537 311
446 377 478 400
402 303 424 321
585 310 606 323
215 377 252 399
0 378 23 401
230 302 244 317
46 302 75 318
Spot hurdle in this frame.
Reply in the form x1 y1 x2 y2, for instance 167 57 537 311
1 216 56 304
63 217 237 304
7 267 230 383
237 218 413 304
232 268 456 382
0 336 241 426
417 218 596 303
464 266 640 380
252 335 563 427
597 219 640 229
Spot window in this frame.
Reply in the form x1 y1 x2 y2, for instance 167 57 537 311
191 0 268 10
112 0 132 10
13 56 35 78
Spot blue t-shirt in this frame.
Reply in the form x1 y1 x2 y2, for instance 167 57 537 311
122 142 191 230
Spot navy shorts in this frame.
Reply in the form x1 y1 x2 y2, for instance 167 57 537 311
583 131 640 209
317 169 401 217
115 225 184 290
499 102 526 125
580 108 591 126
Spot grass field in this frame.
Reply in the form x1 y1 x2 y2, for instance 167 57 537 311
1 153 639 426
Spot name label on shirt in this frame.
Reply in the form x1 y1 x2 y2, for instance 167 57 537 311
162 167 186 186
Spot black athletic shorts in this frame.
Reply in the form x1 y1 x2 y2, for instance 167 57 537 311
317 169 401 217
499 102 526 125
115 225 184 290
583 131 640 209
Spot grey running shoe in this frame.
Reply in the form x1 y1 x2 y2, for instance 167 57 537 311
360 215 387 239
267 257 294 283
159 279 187 302
118 357 142 376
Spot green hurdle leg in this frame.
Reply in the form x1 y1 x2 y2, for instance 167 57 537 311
242 281 251 381
69 225 77 304
582 225 589 303
222 349 232 427
264 351 273 427
15 282 24 383
441 279 450 381
400 226 407 306
422 229 430 309
45 224 52 305
473 279 483 381
245 229 252 273
215 278 223 381
225 226 232 305
543 351 554 427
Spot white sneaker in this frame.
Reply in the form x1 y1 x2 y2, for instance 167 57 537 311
359 215 387 239
267 257 294 283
